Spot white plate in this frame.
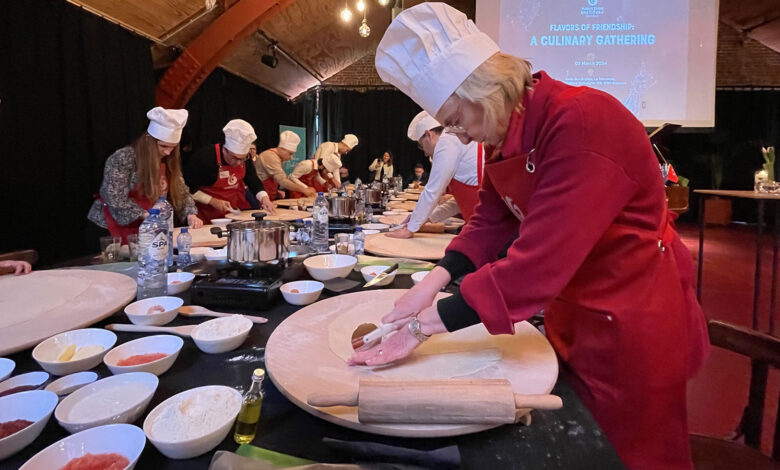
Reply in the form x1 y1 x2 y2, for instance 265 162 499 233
32 328 117 376
360 223 389 231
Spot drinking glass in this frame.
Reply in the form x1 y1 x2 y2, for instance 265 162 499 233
99 236 121 263
127 234 139 262
335 233 352 255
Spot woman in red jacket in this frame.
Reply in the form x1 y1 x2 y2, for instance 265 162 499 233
353 4 710 469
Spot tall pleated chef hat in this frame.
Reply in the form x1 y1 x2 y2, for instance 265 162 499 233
407 110 442 141
146 107 188 144
222 119 257 155
279 130 301 152
341 134 359 150
322 153 343 173
375 2 500 117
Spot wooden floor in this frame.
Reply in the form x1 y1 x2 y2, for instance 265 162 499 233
679 222 779 454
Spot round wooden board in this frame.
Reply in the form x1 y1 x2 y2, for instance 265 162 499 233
0 269 137 355
378 214 406 226
265 289 558 437
274 197 315 208
388 201 417 211
226 209 311 222
173 225 225 248
364 232 455 261
401 193 420 201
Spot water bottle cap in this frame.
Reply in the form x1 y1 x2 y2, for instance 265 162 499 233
318 192 324 196
295 219 303 223
355 227 363 232
181 227 188 233
304 220 312 225
149 209 161 215
158 196 166 201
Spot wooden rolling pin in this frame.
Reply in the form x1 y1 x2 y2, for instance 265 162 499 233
307 378 562 425
419 223 446 233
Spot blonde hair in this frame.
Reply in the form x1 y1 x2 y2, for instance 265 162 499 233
453 53 533 141
132 133 186 213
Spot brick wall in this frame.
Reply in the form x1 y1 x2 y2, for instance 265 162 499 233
323 22 780 90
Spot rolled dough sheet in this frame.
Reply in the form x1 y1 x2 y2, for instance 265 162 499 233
328 305 502 380
0 272 91 329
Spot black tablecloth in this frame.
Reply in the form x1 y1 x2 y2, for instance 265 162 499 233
0 268 625 470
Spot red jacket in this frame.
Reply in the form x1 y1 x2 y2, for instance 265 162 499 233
445 72 709 469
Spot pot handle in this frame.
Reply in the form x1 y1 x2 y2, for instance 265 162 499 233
252 212 267 221
210 226 226 238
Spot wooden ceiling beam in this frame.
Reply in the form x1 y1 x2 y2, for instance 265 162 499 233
156 0 297 108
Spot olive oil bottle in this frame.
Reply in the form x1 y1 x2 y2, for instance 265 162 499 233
233 368 265 444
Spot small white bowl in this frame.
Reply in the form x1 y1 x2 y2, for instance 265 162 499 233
143 385 241 459
0 371 50 396
20 423 145 470
103 335 183 376
0 390 59 460
281 281 324 305
191 315 253 354
124 296 183 326
167 272 195 295
211 218 231 226
190 246 211 262
32 329 116 376
304 254 357 281
204 248 227 261
55 372 158 434
0 358 15 382
411 270 431 285
363 229 380 235
361 223 390 231
45 372 98 397
360 265 398 287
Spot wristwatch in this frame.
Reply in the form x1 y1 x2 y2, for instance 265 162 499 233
408 317 431 343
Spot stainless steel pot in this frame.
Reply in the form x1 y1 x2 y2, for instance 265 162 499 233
211 218 289 264
327 196 356 218
363 188 382 205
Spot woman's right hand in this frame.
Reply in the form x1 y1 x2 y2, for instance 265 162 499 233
209 198 234 214
381 266 451 325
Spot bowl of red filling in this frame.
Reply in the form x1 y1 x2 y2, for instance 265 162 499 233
103 335 184 377
0 390 58 460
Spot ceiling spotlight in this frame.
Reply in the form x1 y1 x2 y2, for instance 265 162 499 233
340 6 353 22
359 18 371 37
378 0 390 5
261 43 278 68
356 0 365 12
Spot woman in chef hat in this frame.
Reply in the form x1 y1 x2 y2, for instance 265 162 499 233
350 4 709 469
288 153 343 199
88 107 203 243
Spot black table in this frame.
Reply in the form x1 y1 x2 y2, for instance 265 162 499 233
0 269 624 470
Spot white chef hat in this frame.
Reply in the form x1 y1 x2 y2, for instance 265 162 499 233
322 153 342 173
222 119 257 155
407 111 442 141
146 107 188 144
341 134 359 150
375 3 500 117
279 130 301 152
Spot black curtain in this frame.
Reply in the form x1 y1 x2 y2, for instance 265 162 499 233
319 89 428 183
0 0 156 266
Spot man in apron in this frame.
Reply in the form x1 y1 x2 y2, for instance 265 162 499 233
314 134 359 163
183 119 274 223
388 111 483 239
254 130 313 200
288 154 343 199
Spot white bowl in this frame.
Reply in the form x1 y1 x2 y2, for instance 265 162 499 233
363 229 380 235
32 329 116 376
0 390 58 460
0 358 15 382
211 218 231 226
280 281 324 305
20 423 145 470
45 372 98 397
303 254 357 281
361 223 389 231
191 315 253 354
143 385 241 459
103 335 183 376
411 270 431 285
0 371 50 396
190 246 211 262
167 272 195 295
204 248 227 261
360 265 398 287
124 296 183 326
55 372 158 434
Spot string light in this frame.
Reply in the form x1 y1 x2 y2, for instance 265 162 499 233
340 4 352 22
378 0 390 5
359 18 371 37
356 0 366 12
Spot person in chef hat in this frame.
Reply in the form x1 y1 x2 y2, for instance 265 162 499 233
350 4 709 470
87 106 204 243
183 119 275 223
287 153 343 199
254 130 315 200
314 133 359 164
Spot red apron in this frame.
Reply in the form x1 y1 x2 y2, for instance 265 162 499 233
261 149 281 201
98 163 167 243
289 160 327 199
195 144 250 223
446 143 484 222
483 94 702 469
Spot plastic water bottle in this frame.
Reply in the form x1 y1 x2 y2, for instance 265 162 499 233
299 220 312 246
312 192 329 252
177 227 192 269
137 208 169 299
153 196 175 267
353 227 365 255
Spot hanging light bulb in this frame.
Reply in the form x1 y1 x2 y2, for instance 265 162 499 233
340 5 353 22
359 18 371 37
356 0 365 12
378 0 390 5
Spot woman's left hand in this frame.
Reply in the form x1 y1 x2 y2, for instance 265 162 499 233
386 227 413 239
188 214 204 228
261 197 276 214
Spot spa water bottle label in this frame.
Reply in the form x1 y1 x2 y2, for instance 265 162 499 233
149 232 169 261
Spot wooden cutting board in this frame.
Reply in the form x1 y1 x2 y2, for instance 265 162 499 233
226 208 310 222
172 225 225 248
0 270 136 355
387 200 417 211
265 289 558 437
401 193 420 201
274 197 315 208
364 232 455 260
378 214 407 226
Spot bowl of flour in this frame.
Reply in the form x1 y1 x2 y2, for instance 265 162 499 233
191 315 253 354
142 385 241 459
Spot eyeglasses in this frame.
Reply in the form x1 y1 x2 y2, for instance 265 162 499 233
442 100 467 134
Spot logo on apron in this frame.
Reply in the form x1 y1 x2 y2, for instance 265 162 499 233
228 174 238 186
503 196 525 221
